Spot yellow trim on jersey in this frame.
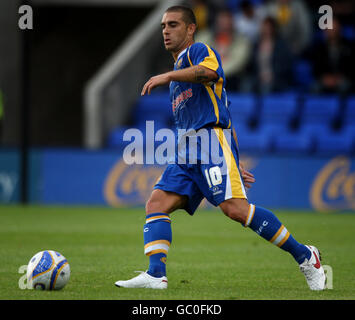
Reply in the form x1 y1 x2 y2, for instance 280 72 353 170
227 120 231 129
205 85 220 124
215 78 223 99
199 44 219 71
199 44 223 100
213 127 246 199
187 48 193 66
232 127 239 148
187 44 221 124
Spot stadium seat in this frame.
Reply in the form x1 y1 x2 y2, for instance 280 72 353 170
299 122 333 144
274 131 313 153
260 93 298 124
316 132 354 154
293 60 314 89
340 124 355 152
344 96 355 125
259 122 290 139
228 93 257 124
300 123 332 137
134 92 172 128
301 95 340 125
237 128 272 153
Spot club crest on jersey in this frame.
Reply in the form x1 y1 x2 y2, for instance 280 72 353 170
172 88 193 112
176 58 183 69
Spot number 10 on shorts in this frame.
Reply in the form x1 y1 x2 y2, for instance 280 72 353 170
204 166 222 188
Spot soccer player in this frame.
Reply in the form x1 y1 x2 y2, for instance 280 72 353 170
115 6 326 290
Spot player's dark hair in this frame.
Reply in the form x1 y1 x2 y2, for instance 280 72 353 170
165 5 197 26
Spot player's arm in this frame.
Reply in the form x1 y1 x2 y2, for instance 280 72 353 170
141 65 218 96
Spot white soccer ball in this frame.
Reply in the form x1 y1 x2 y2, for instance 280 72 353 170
26 250 70 290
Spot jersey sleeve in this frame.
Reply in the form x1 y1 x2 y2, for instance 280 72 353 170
187 42 223 80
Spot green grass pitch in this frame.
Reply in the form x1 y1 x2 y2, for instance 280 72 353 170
0 205 354 300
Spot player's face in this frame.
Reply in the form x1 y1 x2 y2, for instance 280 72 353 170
161 12 192 55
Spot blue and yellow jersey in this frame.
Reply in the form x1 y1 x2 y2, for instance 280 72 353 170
169 42 232 131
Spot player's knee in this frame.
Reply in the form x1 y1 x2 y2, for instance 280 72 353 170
145 191 176 215
145 197 161 215
224 208 246 224
220 199 249 225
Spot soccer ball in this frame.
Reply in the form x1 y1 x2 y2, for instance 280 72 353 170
26 250 70 290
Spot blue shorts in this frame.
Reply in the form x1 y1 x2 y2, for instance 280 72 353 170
154 126 247 215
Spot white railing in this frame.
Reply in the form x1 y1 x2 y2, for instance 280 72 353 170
83 0 181 149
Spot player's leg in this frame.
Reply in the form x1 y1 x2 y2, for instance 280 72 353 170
115 189 186 289
219 198 326 290
143 189 187 279
212 127 325 290
115 163 203 289
219 198 311 264
213 126 311 264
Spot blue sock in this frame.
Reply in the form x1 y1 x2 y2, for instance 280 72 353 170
143 213 172 277
244 205 311 264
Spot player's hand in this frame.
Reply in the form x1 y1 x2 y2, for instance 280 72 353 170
141 73 171 96
240 162 255 189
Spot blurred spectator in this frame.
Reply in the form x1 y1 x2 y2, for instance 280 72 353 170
330 0 355 25
234 0 266 44
265 0 312 56
196 9 251 91
241 16 294 94
311 17 355 94
191 0 209 32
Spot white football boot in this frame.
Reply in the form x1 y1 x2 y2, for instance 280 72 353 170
115 271 168 289
299 245 326 290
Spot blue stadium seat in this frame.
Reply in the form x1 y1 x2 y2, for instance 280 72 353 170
274 131 313 153
340 125 355 152
296 123 333 154
237 128 272 153
135 92 172 128
228 93 257 124
300 123 332 137
259 122 290 139
301 95 340 125
344 96 355 125
260 93 298 124
316 132 354 154
293 60 314 89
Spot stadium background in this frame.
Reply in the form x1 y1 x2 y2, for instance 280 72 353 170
1 0 354 211
1 0 355 302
